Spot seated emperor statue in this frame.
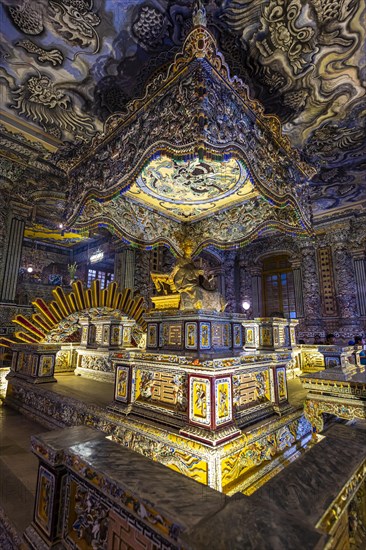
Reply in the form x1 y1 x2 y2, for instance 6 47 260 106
170 241 227 312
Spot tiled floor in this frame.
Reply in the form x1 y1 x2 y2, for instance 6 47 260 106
287 377 308 407
0 407 46 534
46 373 114 407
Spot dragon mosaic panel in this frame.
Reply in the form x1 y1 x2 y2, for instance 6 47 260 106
0 0 366 233
0 0 363 233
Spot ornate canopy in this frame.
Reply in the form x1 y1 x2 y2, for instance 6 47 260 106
60 9 315 256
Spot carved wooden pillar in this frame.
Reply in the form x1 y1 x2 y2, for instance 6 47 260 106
223 251 236 312
0 201 32 303
250 265 262 318
353 251 366 317
290 257 304 318
114 247 135 290
333 242 359 320
299 244 322 323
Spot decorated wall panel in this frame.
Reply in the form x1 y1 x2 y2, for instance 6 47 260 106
136 369 188 413
317 247 337 317
233 370 271 412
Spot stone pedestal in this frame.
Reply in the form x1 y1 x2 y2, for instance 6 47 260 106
243 318 298 351
8 343 59 383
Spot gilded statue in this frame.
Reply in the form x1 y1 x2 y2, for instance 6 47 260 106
170 240 227 312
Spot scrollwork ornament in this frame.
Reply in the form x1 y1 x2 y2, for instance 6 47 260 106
303 399 324 433
10 73 96 141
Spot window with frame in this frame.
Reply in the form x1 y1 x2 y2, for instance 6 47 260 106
262 255 296 319
87 269 114 290
151 248 162 272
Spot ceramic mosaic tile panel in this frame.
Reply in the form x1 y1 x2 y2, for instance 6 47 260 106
147 323 158 348
115 366 130 403
277 368 287 401
233 324 242 348
325 356 341 369
168 324 182 347
110 325 122 346
190 376 211 427
64 477 109 549
122 326 132 345
246 328 254 345
260 327 273 346
39 355 54 377
35 466 55 536
200 323 210 349
185 322 198 349
215 377 232 426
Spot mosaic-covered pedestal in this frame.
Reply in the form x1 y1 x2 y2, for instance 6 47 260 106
7 343 60 383
321 345 361 376
291 343 362 376
79 315 135 349
76 315 136 382
242 318 298 351
110 312 292 445
292 344 325 373
301 363 366 433
145 310 244 355
23 424 366 550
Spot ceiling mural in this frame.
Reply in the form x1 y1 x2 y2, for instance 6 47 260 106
0 0 364 231
126 153 255 221
220 0 366 205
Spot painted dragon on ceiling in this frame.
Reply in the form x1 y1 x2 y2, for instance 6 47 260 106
0 0 365 217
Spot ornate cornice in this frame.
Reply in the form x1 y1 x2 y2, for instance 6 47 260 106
58 25 315 182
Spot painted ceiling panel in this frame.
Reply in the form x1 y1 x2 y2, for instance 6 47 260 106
0 0 365 220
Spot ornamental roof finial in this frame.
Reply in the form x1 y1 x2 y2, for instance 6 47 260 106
193 0 207 27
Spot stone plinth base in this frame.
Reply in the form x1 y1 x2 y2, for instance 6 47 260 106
5 375 311 493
